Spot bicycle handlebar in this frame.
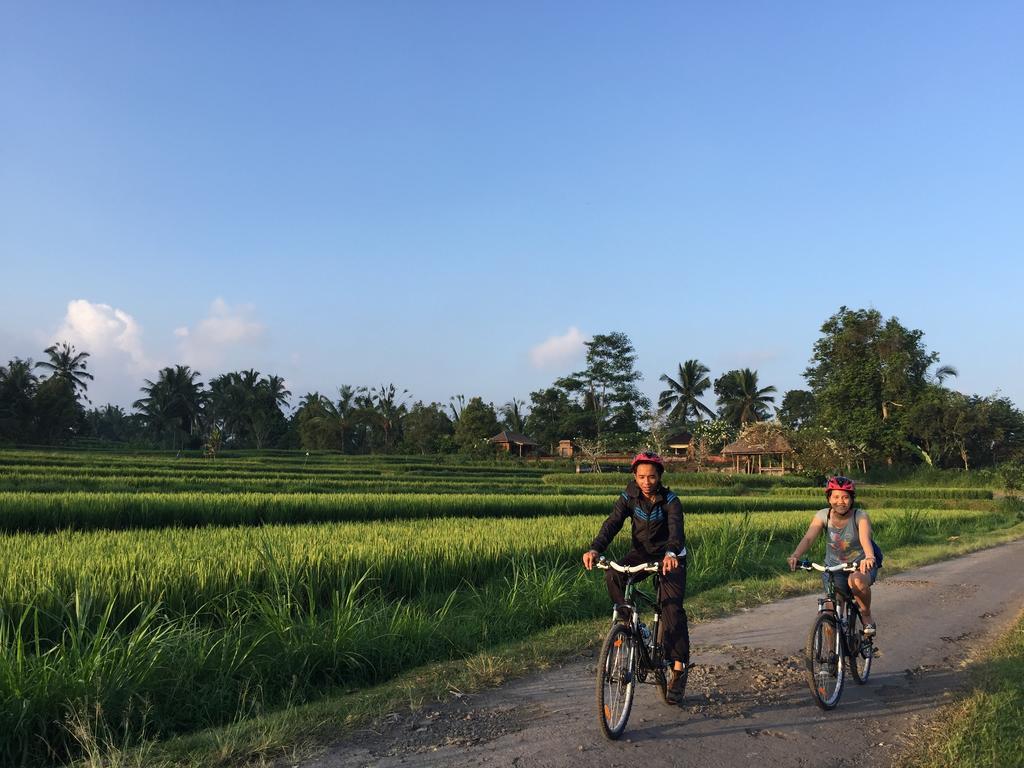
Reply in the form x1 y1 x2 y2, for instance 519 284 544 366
798 559 861 573
596 557 661 574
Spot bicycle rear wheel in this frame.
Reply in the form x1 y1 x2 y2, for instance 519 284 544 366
596 623 637 739
848 609 873 684
805 613 844 709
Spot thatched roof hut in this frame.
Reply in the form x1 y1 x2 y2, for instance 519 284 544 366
720 432 793 474
489 430 539 457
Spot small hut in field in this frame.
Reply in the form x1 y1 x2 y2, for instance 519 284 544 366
720 430 794 475
489 430 540 457
665 431 693 459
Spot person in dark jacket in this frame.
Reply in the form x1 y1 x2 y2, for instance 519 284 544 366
582 451 691 704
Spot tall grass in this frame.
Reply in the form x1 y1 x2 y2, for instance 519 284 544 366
541 471 810 488
0 492 825 533
768 486 994 500
0 505 1011 766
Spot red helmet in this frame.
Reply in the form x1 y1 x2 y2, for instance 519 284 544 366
825 475 855 498
631 451 665 473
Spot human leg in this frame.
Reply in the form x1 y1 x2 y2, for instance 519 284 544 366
849 567 877 628
658 562 690 666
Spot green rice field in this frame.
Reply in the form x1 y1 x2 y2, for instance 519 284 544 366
0 448 1014 766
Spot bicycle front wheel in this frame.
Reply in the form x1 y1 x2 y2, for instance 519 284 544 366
596 623 637 739
848 610 873 684
805 613 844 709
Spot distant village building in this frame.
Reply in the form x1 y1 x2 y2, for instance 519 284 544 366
720 433 794 474
489 430 540 457
665 431 693 459
557 439 578 458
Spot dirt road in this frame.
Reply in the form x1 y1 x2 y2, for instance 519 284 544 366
300 539 1024 768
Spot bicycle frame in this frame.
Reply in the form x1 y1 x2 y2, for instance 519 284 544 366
594 558 669 739
799 559 874 709
599 559 666 683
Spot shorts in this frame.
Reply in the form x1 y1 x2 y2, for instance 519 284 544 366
823 564 878 598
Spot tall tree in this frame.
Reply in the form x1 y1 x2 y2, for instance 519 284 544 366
448 394 466 424
371 383 409 452
294 391 343 450
805 307 944 465
133 365 206 449
527 386 596 451
714 369 776 427
555 331 650 436
777 389 817 430
500 397 529 434
658 360 715 426
86 404 140 443
453 397 501 454
0 358 38 442
207 370 290 448
35 342 94 401
33 376 83 443
402 401 454 454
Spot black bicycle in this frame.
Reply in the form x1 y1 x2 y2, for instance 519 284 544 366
593 558 672 739
799 559 874 709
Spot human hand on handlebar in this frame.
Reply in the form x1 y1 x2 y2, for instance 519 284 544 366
582 550 600 570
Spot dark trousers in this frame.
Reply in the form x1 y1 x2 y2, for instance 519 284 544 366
604 549 690 665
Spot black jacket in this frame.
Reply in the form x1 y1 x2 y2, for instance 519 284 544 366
590 480 686 559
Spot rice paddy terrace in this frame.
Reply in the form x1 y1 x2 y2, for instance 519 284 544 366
0 448 1011 766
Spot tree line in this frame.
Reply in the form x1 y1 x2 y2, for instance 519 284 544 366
1 307 1022 471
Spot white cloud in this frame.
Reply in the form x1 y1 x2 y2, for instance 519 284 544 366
530 326 588 369
176 298 266 369
54 299 153 373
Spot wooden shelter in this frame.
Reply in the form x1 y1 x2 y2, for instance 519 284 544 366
720 433 794 474
665 431 693 458
489 430 540 457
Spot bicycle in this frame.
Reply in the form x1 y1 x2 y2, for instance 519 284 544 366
593 557 673 739
798 559 875 709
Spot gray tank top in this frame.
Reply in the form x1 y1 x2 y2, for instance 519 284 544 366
814 507 867 566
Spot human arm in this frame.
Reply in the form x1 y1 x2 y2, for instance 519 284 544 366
787 515 826 570
662 494 685 573
856 510 876 573
583 496 630 569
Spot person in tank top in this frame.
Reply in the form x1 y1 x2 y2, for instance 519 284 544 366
787 475 879 635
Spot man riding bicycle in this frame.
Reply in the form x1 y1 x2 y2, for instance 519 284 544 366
582 451 691 704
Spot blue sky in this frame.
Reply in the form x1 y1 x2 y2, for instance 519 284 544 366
2 3 1022 413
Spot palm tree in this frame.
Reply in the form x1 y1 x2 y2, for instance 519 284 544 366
133 365 205 449
35 342 94 400
930 364 959 386
449 394 466 423
372 383 409 451
0 358 39 439
716 368 776 427
262 375 292 412
334 385 359 453
658 360 715 426
500 397 528 433
0 358 38 396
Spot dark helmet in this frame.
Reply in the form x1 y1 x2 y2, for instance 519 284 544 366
631 451 665 474
825 475 856 499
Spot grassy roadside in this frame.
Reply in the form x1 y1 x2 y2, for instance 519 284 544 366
894 609 1024 768
73 520 1024 768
